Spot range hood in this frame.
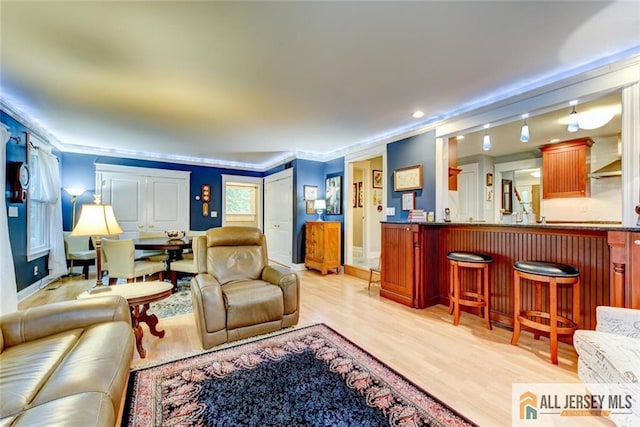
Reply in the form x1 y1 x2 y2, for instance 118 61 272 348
589 159 622 179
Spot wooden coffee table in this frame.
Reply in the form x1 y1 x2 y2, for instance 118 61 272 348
78 281 173 358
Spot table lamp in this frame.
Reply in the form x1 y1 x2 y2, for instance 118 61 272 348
314 199 326 221
71 199 123 293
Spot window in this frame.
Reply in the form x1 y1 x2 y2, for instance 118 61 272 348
27 145 49 260
225 183 256 215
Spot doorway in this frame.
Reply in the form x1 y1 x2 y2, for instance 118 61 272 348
263 169 293 267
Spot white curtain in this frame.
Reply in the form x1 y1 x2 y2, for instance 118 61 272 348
1 126 18 314
33 150 66 277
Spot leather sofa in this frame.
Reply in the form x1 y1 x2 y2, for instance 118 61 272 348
574 306 640 426
191 226 299 349
0 295 134 427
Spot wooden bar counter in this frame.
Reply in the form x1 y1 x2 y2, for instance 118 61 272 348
381 222 639 333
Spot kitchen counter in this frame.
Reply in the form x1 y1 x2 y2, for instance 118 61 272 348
381 220 637 231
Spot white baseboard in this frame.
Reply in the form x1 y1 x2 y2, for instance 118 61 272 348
17 274 61 302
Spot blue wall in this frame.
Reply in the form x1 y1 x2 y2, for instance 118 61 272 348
387 130 437 220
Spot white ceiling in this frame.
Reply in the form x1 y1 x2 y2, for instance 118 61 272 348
1 1 639 170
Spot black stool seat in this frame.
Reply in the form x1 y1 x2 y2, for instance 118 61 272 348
514 260 579 277
447 251 493 263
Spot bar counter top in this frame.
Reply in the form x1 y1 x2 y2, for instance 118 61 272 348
381 220 638 232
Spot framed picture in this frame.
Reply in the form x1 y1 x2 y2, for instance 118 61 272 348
325 175 342 215
401 192 416 211
393 164 423 191
372 170 383 188
373 189 383 206
306 200 315 214
352 183 357 207
304 185 318 201
357 182 363 207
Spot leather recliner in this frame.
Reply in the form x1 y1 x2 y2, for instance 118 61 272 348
191 226 299 349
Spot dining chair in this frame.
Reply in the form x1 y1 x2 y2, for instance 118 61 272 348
136 231 168 261
63 232 96 279
102 238 166 284
168 236 207 284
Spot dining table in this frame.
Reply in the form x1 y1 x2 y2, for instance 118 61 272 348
133 237 192 287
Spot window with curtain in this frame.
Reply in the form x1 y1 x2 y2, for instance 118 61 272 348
225 183 256 215
27 147 48 260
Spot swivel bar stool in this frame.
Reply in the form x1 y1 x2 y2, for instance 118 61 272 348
511 260 580 365
447 251 493 330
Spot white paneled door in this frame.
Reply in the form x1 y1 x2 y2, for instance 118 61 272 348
264 169 293 267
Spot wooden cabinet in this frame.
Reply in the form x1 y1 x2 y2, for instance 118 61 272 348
305 221 340 275
608 231 640 309
540 138 592 199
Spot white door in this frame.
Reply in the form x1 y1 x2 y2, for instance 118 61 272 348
96 164 190 235
264 169 293 266
458 164 479 221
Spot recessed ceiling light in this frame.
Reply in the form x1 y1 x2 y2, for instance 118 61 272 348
412 110 424 119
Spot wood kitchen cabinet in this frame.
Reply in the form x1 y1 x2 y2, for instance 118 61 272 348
540 138 592 199
305 221 341 275
608 231 640 309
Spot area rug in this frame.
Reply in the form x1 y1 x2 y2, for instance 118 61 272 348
122 324 477 426
147 279 193 319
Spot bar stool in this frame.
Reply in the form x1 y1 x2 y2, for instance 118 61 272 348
510 260 580 365
447 251 493 330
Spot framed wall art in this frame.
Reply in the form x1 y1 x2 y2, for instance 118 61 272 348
357 182 363 207
401 192 416 211
372 170 383 188
304 185 318 201
352 183 357 207
325 175 342 215
393 164 423 191
306 200 315 214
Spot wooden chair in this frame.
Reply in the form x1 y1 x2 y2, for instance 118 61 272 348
368 258 381 290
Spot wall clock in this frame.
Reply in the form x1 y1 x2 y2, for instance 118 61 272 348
10 162 30 203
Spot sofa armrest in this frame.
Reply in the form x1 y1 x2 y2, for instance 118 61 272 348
263 265 299 315
191 273 226 332
0 295 130 349
595 306 640 338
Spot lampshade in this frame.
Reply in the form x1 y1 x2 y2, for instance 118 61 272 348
314 199 326 210
65 187 86 197
520 121 530 143
71 204 123 236
568 106 579 132
482 133 491 151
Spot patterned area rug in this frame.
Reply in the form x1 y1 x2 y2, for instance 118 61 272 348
147 279 193 319
123 324 477 426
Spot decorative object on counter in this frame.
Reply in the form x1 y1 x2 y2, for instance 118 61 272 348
444 207 451 222
372 169 383 188
408 209 426 222
427 211 435 222
393 164 423 191
401 192 415 211
325 174 342 214
166 230 186 239
303 185 317 201
313 199 326 221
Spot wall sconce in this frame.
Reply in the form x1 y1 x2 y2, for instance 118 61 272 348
313 199 326 221
568 101 580 132
482 124 491 151
520 114 530 143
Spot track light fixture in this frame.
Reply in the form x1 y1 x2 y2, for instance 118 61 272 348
568 101 579 132
520 114 530 143
482 124 491 151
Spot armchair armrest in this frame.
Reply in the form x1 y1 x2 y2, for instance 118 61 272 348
0 295 130 349
263 265 299 315
595 306 640 338
191 273 226 333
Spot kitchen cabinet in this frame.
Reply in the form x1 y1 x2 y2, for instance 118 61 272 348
305 221 340 275
540 138 592 199
96 164 190 234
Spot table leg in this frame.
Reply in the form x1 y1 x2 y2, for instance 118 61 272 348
138 303 165 338
166 249 184 290
131 306 146 358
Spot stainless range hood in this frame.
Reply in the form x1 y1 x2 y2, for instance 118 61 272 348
589 159 622 179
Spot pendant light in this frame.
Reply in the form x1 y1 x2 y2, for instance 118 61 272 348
520 114 530 143
482 124 491 151
568 101 579 132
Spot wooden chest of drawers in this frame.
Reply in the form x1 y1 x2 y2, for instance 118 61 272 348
305 221 341 275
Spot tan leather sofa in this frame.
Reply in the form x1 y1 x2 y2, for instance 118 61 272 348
191 226 299 349
0 296 134 427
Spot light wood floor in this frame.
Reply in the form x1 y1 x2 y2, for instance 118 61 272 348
19 270 612 427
